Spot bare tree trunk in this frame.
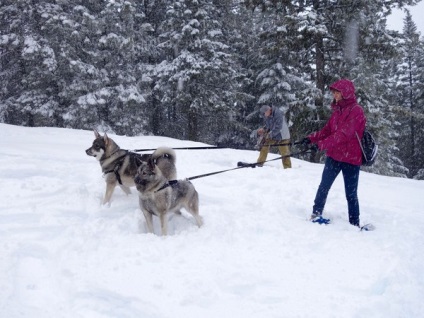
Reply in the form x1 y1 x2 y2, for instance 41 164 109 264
408 59 415 158
313 0 325 115
315 33 325 111
187 107 198 141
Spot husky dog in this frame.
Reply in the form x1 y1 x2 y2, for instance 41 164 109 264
134 157 203 235
86 129 176 204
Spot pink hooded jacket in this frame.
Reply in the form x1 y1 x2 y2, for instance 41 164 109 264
308 79 366 166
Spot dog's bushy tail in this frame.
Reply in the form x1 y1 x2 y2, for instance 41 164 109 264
152 147 177 180
152 147 176 164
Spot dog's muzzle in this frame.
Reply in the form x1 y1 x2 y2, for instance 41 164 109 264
134 175 146 186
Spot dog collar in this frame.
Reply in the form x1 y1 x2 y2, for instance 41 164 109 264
155 180 179 192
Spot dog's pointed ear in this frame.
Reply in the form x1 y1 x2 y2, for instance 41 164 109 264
103 133 109 145
93 129 101 138
148 158 156 171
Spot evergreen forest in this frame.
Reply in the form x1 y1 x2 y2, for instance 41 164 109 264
1 0 424 179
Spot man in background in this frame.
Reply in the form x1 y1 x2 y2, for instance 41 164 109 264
256 105 292 169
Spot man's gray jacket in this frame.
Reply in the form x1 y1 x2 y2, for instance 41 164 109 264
264 107 290 140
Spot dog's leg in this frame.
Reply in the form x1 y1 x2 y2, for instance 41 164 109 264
191 209 203 228
159 213 168 236
103 182 117 204
119 184 132 195
194 214 203 228
187 194 203 228
141 206 154 234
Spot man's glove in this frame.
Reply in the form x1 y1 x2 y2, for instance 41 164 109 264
301 137 311 146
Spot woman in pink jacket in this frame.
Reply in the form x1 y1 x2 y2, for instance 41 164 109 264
302 79 366 227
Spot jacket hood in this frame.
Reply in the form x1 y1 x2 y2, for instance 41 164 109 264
329 79 356 101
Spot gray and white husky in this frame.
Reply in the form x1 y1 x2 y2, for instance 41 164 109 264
134 157 203 235
85 129 176 204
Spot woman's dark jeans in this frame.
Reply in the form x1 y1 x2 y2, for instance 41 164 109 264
313 157 361 226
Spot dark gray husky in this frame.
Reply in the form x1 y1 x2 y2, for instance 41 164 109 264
86 129 176 204
134 158 203 235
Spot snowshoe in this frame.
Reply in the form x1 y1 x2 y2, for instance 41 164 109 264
311 216 331 225
360 223 375 231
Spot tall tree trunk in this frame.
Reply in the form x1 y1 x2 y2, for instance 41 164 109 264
315 33 325 112
313 0 325 115
408 59 415 158
187 107 198 141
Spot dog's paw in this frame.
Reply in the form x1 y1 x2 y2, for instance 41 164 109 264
101 198 112 207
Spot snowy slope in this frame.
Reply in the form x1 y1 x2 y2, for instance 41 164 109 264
1 123 423 318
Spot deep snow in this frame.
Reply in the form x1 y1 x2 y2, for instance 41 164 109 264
1 123 423 318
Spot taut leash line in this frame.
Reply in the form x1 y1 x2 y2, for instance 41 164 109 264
155 149 310 192
133 141 302 153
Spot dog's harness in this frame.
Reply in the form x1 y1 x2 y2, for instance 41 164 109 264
155 180 180 193
104 151 155 184
103 151 129 185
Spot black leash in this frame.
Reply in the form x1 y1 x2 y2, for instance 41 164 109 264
155 149 310 192
133 146 228 152
155 164 252 193
133 141 301 153
109 142 307 188
258 141 302 148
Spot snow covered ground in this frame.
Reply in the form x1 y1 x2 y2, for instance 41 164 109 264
1 123 423 318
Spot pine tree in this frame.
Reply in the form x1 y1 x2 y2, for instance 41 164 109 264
60 0 149 135
0 0 61 126
152 0 242 143
246 8 315 154
217 2 257 148
393 10 424 178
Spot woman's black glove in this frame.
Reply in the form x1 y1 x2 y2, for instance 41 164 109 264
301 137 311 146
310 143 319 152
